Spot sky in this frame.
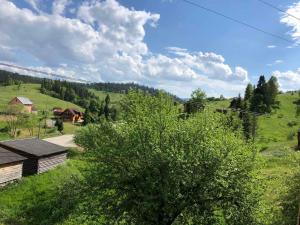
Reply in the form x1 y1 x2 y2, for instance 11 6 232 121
0 0 300 98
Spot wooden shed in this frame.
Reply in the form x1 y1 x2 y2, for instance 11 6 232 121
8 96 33 113
0 146 26 184
0 138 67 176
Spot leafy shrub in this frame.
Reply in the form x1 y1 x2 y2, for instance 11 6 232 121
287 121 298 127
287 131 295 140
278 114 284 118
0 126 8 132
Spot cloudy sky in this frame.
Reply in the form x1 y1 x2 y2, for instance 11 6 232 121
0 0 300 97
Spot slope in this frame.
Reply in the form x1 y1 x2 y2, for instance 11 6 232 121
0 84 83 112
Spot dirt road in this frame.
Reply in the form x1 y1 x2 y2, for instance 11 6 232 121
44 134 77 148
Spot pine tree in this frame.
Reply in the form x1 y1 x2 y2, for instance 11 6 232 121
250 75 267 113
244 83 253 102
266 76 279 111
104 94 110 120
83 108 93 125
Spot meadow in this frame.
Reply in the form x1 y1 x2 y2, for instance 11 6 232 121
0 84 83 112
0 89 299 224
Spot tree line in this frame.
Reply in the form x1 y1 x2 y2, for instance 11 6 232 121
229 75 279 140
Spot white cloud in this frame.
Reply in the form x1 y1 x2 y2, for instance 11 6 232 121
52 0 72 15
272 69 300 91
267 45 277 48
280 2 300 43
24 0 41 12
267 59 284 66
0 0 249 97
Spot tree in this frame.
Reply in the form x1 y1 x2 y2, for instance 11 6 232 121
21 114 37 136
244 83 253 101
104 94 110 120
83 108 93 125
110 106 117 121
184 89 206 114
5 105 24 137
242 112 257 140
266 76 279 111
75 91 263 225
55 119 64 133
251 75 267 113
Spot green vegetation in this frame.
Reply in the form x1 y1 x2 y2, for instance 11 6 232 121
0 84 83 140
0 84 82 112
89 88 124 104
208 91 300 224
74 91 264 224
0 80 299 224
257 92 299 150
0 151 85 225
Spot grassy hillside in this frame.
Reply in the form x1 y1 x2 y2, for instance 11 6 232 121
0 84 84 140
89 88 124 104
257 93 299 150
208 93 299 151
0 84 83 112
209 93 300 223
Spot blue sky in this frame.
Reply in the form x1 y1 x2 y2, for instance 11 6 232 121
0 0 300 97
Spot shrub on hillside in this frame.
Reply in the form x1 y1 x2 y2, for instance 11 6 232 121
75 90 265 225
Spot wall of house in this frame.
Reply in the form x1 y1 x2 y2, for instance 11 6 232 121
8 98 32 113
0 162 23 184
38 153 67 174
22 158 38 176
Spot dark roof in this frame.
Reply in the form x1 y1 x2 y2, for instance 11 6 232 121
0 138 67 157
63 108 82 115
0 146 26 165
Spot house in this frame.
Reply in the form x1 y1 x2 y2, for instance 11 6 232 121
53 107 63 117
0 138 67 176
0 146 26 184
60 108 83 123
9 96 33 113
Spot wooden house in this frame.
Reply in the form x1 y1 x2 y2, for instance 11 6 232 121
8 96 33 113
53 107 63 117
60 108 83 123
0 146 26 184
0 138 67 176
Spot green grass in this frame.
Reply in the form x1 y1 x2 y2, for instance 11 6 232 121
89 89 124 104
0 84 83 112
0 147 87 225
0 84 84 140
208 93 300 223
257 93 299 150
207 99 231 111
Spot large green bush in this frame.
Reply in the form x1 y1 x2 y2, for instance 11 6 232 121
75 91 264 225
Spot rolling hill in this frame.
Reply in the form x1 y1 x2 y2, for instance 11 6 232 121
0 84 83 112
209 92 300 151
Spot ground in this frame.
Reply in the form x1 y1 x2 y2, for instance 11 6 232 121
44 134 77 148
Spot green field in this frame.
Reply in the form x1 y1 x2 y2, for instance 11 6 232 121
0 90 299 224
0 84 84 140
89 88 124 104
208 93 300 224
0 149 86 225
0 84 83 112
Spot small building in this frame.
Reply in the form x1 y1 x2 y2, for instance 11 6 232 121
0 146 26 184
9 96 33 113
0 138 67 176
53 107 63 117
60 108 83 123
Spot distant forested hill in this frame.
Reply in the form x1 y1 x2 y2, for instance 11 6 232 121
0 69 182 103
